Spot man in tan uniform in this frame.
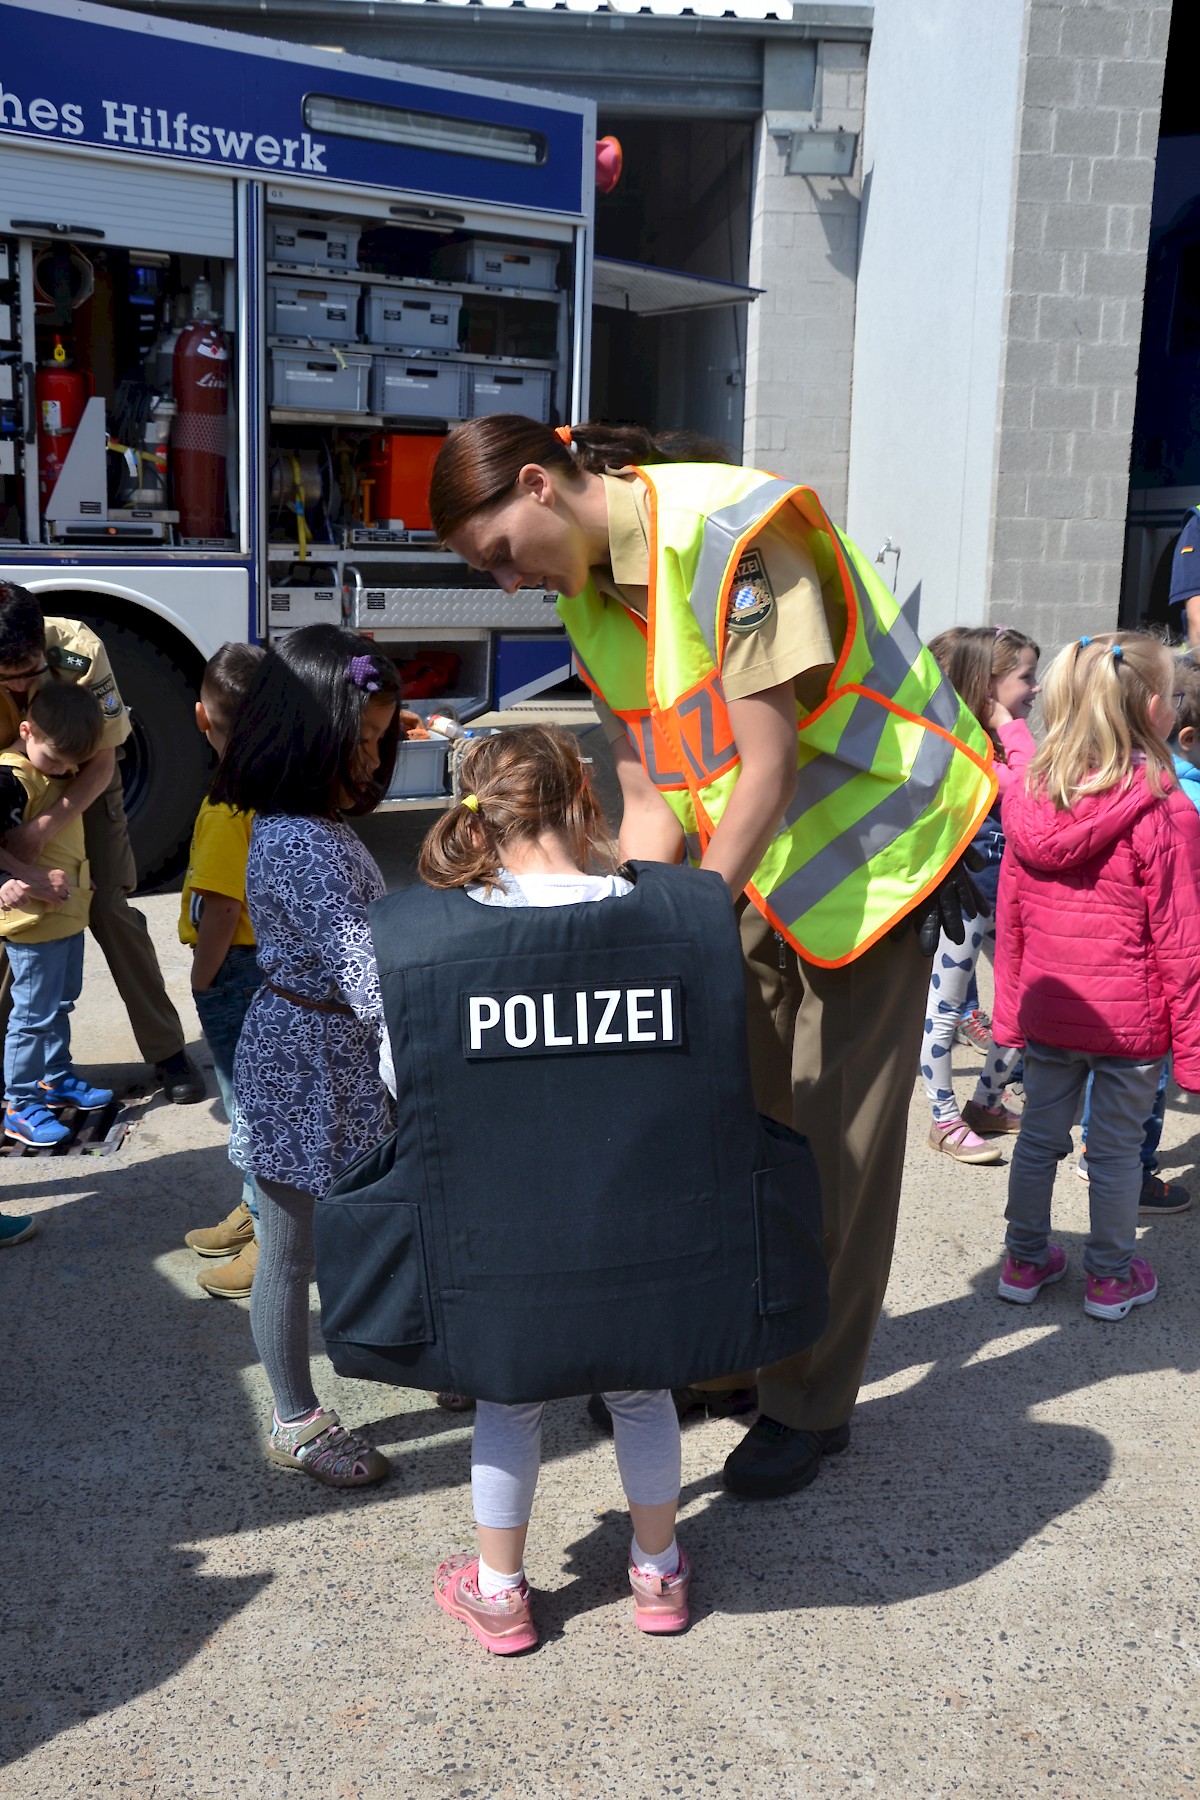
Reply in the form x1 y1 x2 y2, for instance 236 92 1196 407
0 583 204 1102
590 472 933 1498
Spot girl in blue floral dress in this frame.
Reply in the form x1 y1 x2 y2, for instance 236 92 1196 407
213 624 401 1488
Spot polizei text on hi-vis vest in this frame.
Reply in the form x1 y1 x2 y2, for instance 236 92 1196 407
462 981 683 1059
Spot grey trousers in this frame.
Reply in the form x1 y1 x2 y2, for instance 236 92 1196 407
1005 1041 1164 1280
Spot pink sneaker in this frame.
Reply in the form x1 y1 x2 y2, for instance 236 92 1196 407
1084 1257 1158 1321
629 1548 692 1635
433 1554 537 1655
997 1243 1067 1304
928 1118 1003 1165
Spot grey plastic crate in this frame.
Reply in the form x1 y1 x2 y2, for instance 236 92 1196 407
268 217 360 269
468 366 552 424
268 278 360 343
387 736 450 799
434 238 559 291
270 348 371 413
362 286 460 350
369 356 467 420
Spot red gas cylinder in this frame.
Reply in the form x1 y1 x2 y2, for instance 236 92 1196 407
172 321 229 538
36 339 89 513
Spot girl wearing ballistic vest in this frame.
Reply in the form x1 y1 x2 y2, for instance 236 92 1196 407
993 632 1200 1321
211 625 401 1487
920 626 1039 1166
396 725 690 1653
429 417 995 1501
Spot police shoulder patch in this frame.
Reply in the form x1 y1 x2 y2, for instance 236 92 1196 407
48 645 91 675
726 548 776 635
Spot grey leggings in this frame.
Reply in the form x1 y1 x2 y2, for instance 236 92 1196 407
472 1391 681 1530
252 1178 320 1422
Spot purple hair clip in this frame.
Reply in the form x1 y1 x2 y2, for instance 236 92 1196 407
345 654 383 694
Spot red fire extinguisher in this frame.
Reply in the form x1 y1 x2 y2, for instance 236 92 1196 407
36 336 90 514
173 320 229 538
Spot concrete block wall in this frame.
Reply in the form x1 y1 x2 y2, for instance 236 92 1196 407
742 39 868 518
987 0 1171 644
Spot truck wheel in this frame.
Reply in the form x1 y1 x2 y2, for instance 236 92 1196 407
76 615 210 891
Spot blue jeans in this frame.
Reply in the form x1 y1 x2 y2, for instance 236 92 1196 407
1080 1058 1169 1174
193 944 262 1228
4 933 84 1106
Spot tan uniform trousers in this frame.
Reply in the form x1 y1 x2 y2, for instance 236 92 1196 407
735 902 932 1432
0 763 185 1067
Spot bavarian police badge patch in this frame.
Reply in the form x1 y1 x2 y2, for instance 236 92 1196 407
727 549 775 634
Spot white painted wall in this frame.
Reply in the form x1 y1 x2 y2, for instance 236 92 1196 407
846 0 1026 637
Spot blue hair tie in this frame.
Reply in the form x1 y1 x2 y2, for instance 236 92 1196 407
1111 644 1123 662
1078 636 1092 649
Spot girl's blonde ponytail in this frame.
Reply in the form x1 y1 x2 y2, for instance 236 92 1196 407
1026 630 1174 810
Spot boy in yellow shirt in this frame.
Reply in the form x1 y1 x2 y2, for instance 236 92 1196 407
0 684 111 1194
179 643 266 1297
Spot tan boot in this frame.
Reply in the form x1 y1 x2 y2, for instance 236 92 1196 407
196 1238 258 1299
185 1200 254 1258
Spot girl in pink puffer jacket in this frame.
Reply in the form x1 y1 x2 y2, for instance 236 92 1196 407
993 631 1200 1322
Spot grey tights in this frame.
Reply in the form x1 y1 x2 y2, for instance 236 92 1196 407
251 1177 320 1422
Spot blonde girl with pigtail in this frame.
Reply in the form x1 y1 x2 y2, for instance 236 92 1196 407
992 630 1200 1321
374 725 692 1656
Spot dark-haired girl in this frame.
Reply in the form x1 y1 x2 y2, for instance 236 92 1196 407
428 416 995 1500
920 626 1040 1165
214 624 402 1488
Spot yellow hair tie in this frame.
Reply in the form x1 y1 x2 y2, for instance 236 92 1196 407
461 793 480 812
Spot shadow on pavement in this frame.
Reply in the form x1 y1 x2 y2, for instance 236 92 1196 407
4 1129 1192 1757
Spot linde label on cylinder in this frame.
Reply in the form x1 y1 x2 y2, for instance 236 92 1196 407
461 979 683 1060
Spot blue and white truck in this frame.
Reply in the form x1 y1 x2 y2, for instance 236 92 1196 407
0 0 595 880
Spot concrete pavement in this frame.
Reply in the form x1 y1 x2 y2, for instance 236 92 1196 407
3 802 1200 1798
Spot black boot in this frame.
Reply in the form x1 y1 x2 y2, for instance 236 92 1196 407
155 1051 206 1105
722 1419 850 1499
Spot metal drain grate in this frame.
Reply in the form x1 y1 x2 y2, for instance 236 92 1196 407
0 1098 135 1158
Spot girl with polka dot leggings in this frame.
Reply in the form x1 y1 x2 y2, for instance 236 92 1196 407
920 627 1040 1166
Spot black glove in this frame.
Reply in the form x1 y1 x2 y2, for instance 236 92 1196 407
904 860 989 958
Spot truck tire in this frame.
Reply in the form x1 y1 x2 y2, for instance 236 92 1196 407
75 615 211 892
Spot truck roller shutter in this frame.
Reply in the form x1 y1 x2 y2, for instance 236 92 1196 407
0 145 235 258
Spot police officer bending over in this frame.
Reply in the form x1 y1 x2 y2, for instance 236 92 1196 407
0 584 204 1102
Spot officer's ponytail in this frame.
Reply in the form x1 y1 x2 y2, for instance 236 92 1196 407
418 723 617 892
429 414 729 541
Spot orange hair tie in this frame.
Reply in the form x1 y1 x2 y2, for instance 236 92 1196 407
553 424 573 448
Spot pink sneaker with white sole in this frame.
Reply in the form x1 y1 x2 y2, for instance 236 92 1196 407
997 1243 1067 1304
629 1548 692 1634
433 1554 537 1655
1084 1257 1158 1322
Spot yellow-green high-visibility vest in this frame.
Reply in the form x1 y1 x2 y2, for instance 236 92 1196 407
558 464 997 968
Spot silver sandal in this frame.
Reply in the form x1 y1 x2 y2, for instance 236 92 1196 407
265 1407 390 1488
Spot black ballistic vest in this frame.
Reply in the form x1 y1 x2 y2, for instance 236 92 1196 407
314 861 827 1405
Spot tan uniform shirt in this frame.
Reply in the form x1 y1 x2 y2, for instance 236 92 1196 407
0 616 132 753
587 472 844 744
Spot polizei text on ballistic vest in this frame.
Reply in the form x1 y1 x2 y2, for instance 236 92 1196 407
461 980 683 1059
